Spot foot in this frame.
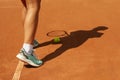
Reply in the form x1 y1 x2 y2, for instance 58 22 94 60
16 48 43 67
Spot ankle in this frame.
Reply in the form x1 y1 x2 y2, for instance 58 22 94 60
23 43 33 54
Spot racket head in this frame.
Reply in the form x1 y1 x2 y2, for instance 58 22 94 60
47 30 69 37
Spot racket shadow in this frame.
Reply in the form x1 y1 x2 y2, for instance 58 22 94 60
36 26 108 63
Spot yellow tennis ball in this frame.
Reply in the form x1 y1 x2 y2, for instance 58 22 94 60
54 37 61 43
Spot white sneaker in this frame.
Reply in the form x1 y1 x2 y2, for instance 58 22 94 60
16 48 43 67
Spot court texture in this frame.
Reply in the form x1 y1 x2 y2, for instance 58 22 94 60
0 0 120 80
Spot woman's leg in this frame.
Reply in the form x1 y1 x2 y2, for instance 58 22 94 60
24 0 41 44
16 0 42 67
21 0 27 26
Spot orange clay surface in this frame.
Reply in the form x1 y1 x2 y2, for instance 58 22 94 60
0 0 120 80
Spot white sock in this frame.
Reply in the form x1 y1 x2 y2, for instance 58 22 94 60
23 43 33 54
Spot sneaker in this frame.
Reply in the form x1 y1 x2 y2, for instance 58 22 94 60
33 40 40 48
16 48 43 67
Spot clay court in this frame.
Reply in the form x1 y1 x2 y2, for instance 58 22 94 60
0 0 120 80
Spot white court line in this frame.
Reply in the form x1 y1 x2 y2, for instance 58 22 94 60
12 61 24 80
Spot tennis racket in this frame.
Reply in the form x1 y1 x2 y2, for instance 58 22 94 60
47 30 69 38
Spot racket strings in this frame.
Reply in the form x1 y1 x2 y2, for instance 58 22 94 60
47 30 69 37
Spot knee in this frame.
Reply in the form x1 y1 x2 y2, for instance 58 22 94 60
28 6 40 13
27 3 40 13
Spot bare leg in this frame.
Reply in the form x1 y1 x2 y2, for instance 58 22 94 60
21 0 27 24
16 0 42 67
21 0 41 44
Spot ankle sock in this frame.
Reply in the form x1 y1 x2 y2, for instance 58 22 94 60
23 43 33 54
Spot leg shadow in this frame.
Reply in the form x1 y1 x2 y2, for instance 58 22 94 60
42 26 108 62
